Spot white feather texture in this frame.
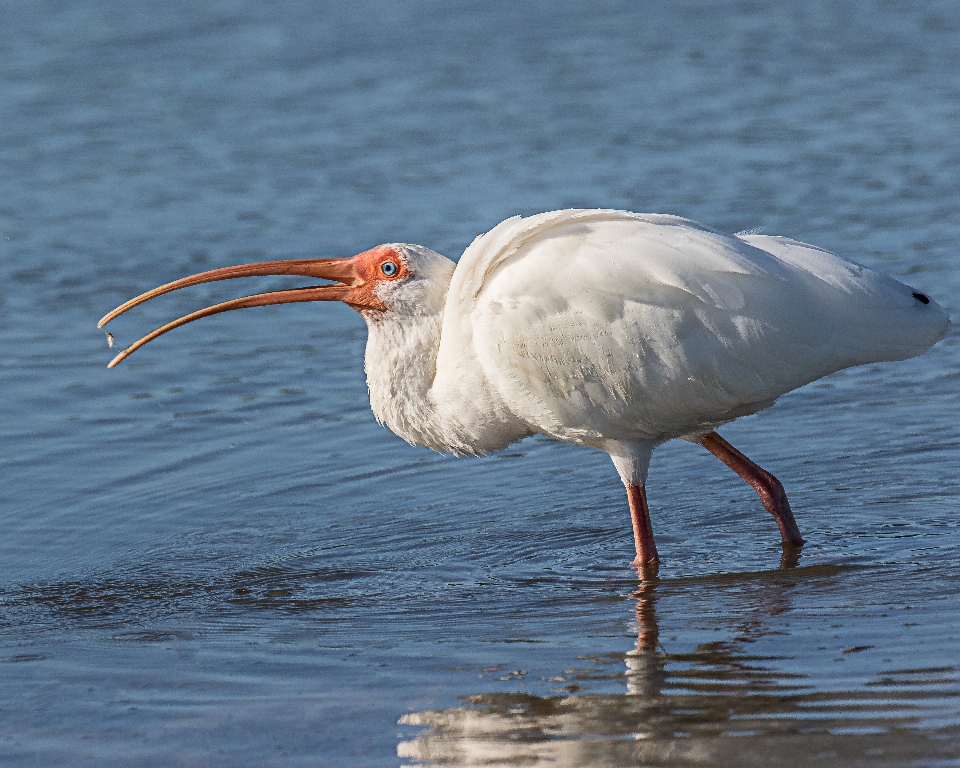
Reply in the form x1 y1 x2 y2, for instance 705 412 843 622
361 210 948 483
364 244 533 456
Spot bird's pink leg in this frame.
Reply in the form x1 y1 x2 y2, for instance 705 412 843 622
627 484 660 575
698 431 804 547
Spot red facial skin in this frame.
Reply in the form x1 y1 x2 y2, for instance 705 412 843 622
98 245 410 367
342 246 409 313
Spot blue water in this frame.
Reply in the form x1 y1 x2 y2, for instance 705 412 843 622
2 1 959 765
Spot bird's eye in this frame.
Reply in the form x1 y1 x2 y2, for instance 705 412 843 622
380 261 398 277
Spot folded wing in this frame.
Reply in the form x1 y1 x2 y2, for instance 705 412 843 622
442 210 947 445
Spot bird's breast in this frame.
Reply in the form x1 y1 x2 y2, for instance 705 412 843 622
364 312 533 456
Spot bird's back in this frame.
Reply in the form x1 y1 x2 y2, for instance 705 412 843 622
441 210 948 447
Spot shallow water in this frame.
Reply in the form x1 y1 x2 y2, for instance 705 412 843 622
2 1 960 765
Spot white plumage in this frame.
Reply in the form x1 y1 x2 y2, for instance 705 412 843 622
100 209 950 574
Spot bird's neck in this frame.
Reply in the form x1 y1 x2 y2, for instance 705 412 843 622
363 311 452 452
363 310 531 456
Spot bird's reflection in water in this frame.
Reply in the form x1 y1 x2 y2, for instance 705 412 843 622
398 562 959 767
623 576 665 701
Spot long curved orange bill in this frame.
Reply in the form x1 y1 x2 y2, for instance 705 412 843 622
98 257 360 368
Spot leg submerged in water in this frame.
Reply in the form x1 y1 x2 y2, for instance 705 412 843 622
627 483 660 568
608 441 660 578
698 431 805 547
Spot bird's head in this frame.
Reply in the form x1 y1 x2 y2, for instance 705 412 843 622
361 244 456 320
98 243 455 367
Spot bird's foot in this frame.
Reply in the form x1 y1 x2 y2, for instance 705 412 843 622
631 557 660 581
779 543 803 570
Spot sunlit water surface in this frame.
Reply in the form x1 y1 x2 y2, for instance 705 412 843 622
2 2 960 766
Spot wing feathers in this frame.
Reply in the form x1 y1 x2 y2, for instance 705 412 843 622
440 211 948 445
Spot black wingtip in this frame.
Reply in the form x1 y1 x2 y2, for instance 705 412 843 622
912 291 931 305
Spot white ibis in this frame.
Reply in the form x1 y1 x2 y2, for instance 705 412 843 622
99 209 949 573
